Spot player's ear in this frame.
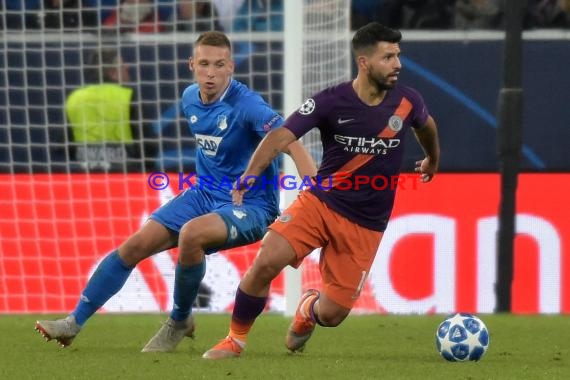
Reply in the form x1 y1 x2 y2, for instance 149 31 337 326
189 57 195 72
356 55 368 71
228 59 235 73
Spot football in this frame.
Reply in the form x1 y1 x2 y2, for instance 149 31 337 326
435 313 490 362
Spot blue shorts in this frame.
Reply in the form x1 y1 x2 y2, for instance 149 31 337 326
150 188 278 253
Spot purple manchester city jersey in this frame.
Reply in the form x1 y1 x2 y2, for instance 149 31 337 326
284 81 429 231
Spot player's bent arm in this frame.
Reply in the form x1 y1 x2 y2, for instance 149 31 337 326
413 115 440 182
233 127 299 202
413 115 440 167
242 127 298 179
282 139 318 179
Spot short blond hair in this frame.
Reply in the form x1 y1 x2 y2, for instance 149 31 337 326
195 31 232 52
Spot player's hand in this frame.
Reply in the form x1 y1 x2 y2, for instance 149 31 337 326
415 157 438 183
231 175 257 205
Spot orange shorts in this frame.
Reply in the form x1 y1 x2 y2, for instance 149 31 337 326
269 191 383 309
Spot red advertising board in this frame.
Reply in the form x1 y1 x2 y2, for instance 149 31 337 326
0 173 568 314
364 173 569 314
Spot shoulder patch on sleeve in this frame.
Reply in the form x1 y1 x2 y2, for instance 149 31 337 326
298 98 316 115
263 114 281 132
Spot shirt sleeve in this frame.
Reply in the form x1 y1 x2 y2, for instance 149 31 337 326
241 94 284 137
283 91 330 138
405 87 430 129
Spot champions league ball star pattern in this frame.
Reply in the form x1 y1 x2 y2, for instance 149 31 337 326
435 313 490 362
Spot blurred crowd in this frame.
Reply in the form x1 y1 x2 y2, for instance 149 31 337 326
2 0 569 32
1 0 280 32
352 0 570 30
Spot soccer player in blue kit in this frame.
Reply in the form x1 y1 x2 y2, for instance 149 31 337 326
202 22 440 359
35 31 316 352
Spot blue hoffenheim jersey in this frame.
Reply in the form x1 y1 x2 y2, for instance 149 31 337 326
181 79 283 214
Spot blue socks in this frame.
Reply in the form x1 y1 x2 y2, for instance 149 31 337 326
71 250 133 326
170 260 206 322
71 250 206 326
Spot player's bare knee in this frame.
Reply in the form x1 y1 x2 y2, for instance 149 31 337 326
119 222 174 265
253 232 296 280
178 223 209 265
119 233 153 266
249 253 281 282
179 222 205 249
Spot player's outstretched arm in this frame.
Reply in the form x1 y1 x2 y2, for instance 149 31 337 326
282 139 318 180
232 127 298 205
413 115 440 183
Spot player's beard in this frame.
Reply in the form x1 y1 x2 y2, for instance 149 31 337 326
367 67 397 92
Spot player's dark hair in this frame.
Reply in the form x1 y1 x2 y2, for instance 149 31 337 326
351 22 402 56
195 31 232 53
85 48 120 83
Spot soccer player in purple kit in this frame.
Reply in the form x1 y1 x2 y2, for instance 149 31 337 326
203 22 440 359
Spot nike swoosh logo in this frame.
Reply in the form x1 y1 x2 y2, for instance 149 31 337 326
337 118 354 125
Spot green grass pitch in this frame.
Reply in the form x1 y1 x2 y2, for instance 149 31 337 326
2 314 569 379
